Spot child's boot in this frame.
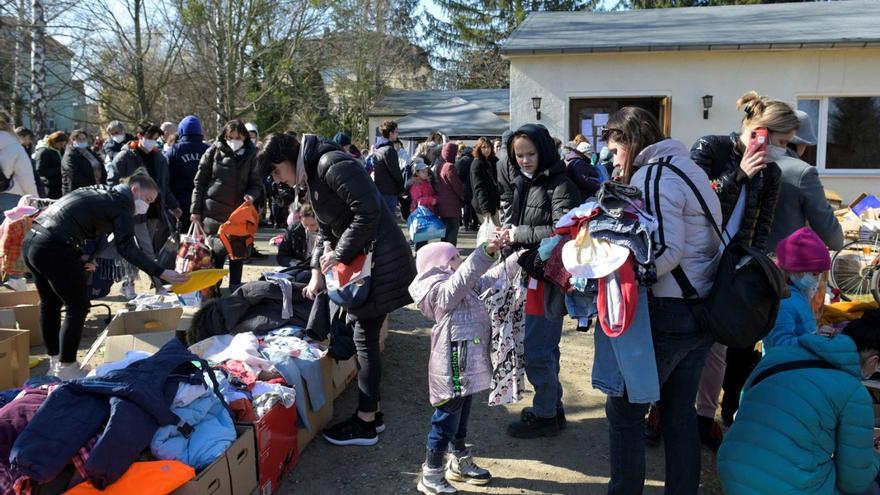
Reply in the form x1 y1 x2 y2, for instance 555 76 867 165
418 463 457 494
446 450 491 486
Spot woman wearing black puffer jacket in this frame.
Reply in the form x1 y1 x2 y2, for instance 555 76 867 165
504 124 581 439
191 120 263 291
687 91 799 450
258 133 416 448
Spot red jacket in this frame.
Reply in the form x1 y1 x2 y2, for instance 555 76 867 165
409 178 437 213
436 143 463 219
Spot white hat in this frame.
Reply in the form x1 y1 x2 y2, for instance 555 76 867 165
245 122 259 134
576 142 592 154
561 230 629 279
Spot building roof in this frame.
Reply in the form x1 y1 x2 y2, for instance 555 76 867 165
502 1 880 55
396 97 510 139
370 89 509 116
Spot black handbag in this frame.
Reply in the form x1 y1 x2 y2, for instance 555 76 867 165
157 213 180 271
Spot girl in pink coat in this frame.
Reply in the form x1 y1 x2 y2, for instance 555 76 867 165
409 159 437 213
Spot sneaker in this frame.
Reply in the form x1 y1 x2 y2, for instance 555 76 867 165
323 415 378 446
4 277 27 291
56 361 89 381
645 403 662 447
697 415 724 452
47 355 60 377
446 453 491 486
507 413 559 439
521 407 567 430
250 247 268 259
375 411 385 434
121 282 137 301
418 464 457 494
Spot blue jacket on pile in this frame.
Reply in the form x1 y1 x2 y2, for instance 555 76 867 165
762 283 817 352
10 338 207 489
151 386 235 470
717 333 880 494
166 115 209 216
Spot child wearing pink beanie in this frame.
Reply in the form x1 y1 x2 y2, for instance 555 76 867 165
763 227 831 352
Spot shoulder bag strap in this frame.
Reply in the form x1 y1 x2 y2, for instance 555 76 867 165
750 359 836 388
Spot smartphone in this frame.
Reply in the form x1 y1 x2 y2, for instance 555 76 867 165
749 128 768 154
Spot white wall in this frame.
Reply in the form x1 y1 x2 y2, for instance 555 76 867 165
509 48 880 202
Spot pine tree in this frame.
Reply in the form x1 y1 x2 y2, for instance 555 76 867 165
427 1 597 89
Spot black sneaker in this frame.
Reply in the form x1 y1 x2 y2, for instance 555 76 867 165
323 415 378 446
249 247 268 259
507 413 559 439
520 407 567 430
375 411 385 434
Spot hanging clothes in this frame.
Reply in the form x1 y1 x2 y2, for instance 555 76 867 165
483 268 527 406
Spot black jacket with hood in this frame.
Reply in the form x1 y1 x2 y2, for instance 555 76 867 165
191 138 263 235
471 155 500 216
302 135 416 320
108 142 179 223
507 124 582 248
61 147 103 195
372 138 403 196
690 133 782 251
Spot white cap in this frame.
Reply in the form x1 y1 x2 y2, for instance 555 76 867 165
576 142 592 154
245 122 259 134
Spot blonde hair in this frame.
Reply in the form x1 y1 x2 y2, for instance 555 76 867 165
0 110 13 134
573 134 587 145
47 131 69 147
737 91 799 134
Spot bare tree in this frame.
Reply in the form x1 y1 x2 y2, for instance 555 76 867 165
11 0 29 124
29 0 47 135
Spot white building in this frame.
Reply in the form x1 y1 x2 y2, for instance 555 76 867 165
502 0 880 202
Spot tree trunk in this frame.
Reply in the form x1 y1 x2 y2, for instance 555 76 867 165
213 3 227 133
12 0 28 125
133 0 150 121
30 0 46 135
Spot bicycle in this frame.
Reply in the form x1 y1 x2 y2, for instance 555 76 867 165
829 231 880 303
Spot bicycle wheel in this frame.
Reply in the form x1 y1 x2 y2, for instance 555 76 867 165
830 238 880 302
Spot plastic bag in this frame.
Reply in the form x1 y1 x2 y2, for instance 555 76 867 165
175 220 218 299
407 205 446 243
476 217 497 246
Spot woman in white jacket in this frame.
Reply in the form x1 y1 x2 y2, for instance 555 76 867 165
600 107 722 495
0 111 40 210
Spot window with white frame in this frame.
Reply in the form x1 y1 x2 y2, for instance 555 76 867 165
797 97 880 173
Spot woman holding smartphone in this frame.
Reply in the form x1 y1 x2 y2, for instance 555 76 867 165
685 91 799 449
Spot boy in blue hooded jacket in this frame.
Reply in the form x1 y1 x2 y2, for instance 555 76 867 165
718 310 880 494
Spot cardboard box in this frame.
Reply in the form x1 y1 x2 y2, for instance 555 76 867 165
106 307 184 336
296 355 335 452
0 328 28 390
247 404 299 495
174 425 257 495
0 291 42 347
330 356 357 400
103 331 179 363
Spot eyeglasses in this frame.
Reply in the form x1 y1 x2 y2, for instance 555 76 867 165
600 126 622 142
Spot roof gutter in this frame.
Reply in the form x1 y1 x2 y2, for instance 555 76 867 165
500 40 880 57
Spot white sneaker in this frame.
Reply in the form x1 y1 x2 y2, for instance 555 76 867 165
5 277 28 291
446 452 491 486
55 361 90 381
47 355 60 377
121 282 137 301
418 464 457 494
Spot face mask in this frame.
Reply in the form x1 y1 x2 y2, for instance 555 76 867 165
767 144 787 161
792 273 820 298
228 139 244 152
134 198 150 215
521 170 534 179
75 141 88 149
112 134 126 144
141 139 157 152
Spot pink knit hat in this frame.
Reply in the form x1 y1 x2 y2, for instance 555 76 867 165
776 227 831 272
416 242 459 274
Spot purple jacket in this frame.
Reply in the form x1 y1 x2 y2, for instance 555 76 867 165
409 248 521 406
0 387 52 494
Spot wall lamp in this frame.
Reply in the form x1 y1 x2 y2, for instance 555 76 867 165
532 96 542 121
702 94 713 120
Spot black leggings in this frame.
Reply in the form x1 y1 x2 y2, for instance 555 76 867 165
23 231 90 362
352 314 386 413
721 347 762 426
212 246 244 288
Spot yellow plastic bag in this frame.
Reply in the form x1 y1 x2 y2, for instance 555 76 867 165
170 269 228 294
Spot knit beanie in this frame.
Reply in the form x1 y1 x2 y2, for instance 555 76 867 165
776 227 831 272
416 242 459 274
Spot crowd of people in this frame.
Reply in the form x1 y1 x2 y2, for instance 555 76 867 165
0 85 877 495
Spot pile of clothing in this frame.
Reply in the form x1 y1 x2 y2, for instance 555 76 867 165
535 182 663 404
189 327 328 431
2 339 234 494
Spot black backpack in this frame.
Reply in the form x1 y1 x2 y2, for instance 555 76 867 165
658 161 789 349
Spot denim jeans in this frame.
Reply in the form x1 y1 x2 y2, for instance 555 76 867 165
383 195 399 220
426 395 472 456
606 297 711 495
523 314 564 417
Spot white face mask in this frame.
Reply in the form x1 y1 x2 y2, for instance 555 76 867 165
134 198 150 215
228 139 244 152
767 144 788 161
112 134 126 144
792 272 820 299
141 139 157 152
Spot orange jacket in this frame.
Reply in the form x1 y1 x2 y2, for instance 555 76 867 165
218 202 259 260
